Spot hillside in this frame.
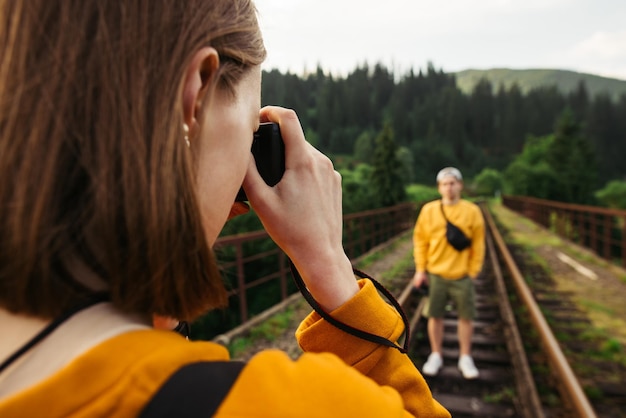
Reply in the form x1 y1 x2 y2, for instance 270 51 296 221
454 68 626 101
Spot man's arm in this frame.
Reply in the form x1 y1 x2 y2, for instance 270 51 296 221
412 208 430 287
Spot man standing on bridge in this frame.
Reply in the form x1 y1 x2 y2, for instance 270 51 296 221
413 167 485 379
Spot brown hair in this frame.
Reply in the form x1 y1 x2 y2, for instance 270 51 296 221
0 0 266 320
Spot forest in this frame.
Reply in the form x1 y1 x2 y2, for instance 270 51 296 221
257 62 626 211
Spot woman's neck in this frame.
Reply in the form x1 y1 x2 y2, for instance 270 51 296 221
0 308 49 364
0 303 151 398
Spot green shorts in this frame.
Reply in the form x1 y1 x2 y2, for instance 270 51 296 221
424 273 476 320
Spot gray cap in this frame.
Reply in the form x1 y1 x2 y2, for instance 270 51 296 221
436 167 462 183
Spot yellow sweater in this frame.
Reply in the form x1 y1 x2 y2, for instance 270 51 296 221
413 199 485 279
0 279 450 418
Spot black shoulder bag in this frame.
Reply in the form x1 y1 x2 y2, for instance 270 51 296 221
440 202 471 251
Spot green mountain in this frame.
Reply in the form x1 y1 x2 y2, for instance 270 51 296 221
454 68 626 101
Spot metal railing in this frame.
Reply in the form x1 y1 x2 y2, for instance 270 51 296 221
212 202 417 325
502 195 626 268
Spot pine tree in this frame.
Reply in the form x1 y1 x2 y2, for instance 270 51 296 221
546 109 597 203
468 77 494 149
370 122 407 207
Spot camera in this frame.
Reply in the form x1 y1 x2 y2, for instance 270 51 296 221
235 122 285 202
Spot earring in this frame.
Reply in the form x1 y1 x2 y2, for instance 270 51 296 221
183 123 190 147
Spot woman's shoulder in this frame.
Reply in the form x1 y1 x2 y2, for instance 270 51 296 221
66 330 231 393
101 329 231 366
0 330 232 418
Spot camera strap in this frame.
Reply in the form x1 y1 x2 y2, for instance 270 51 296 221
289 261 410 353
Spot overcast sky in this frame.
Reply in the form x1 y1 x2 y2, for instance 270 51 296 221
254 0 626 81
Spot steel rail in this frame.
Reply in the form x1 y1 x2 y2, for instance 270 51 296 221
482 205 545 418
483 204 598 418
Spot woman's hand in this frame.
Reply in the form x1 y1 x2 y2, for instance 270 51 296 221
242 106 358 311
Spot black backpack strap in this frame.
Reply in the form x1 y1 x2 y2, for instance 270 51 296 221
140 361 245 418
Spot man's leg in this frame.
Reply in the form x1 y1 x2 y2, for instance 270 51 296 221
428 317 444 353
453 277 479 379
458 318 473 356
422 274 448 376
422 317 444 375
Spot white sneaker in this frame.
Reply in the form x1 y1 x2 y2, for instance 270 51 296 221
458 355 479 379
422 352 443 376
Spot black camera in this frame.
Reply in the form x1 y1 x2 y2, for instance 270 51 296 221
235 122 285 202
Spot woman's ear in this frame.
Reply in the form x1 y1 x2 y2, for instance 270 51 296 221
182 47 220 131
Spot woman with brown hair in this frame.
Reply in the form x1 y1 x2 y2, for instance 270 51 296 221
0 1 449 417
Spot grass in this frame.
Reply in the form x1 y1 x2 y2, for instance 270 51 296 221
584 385 604 401
379 251 415 281
227 307 295 357
602 339 624 363
249 309 293 341
529 251 551 273
580 299 615 316
355 232 409 270
483 387 515 404
357 250 385 268
228 336 254 358
517 232 562 249
577 327 626 365
567 248 606 267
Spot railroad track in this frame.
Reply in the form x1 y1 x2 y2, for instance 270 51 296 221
396 204 599 418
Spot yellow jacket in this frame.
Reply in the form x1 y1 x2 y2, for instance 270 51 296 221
413 199 485 279
0 279 450 418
